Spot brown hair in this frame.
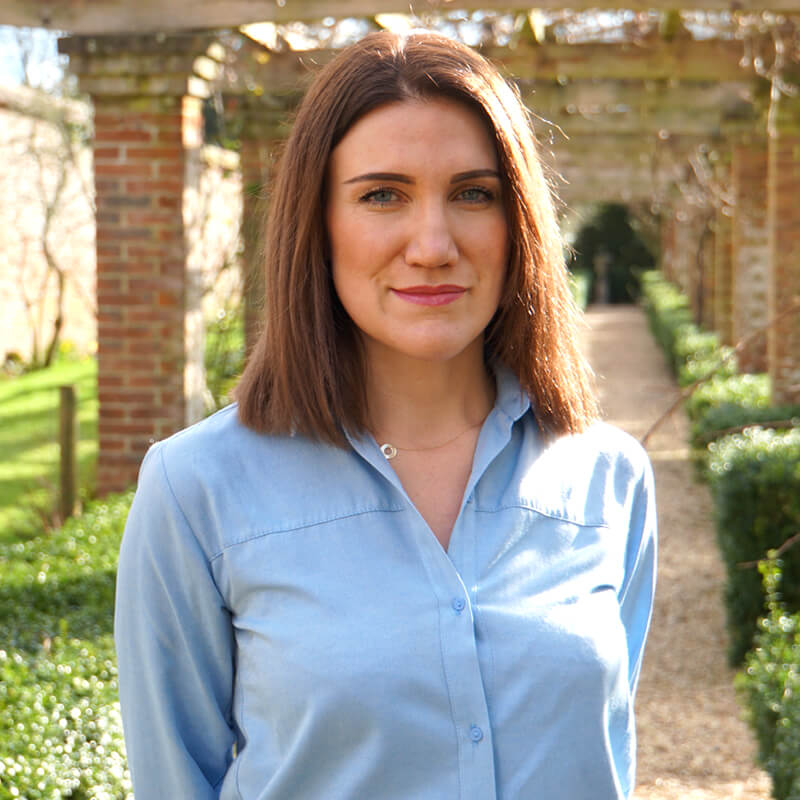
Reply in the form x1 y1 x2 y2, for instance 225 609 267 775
235 30 598 444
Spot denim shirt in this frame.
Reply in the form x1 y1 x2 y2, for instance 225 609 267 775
115 368 656 800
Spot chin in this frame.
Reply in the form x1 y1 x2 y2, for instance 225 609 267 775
393 337 483 365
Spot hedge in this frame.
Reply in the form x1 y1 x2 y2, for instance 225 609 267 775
708 427 800 665
0 493 133 800
685 374 770 424
685 374 797 472
642 269 800 796
738 555 800 800
569 268 592 312
640 270 800 470
640 270 693 374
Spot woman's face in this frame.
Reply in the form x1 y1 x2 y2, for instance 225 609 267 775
325 97 509 369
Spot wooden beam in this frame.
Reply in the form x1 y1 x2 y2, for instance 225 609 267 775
544 132 715 203
531 106 754 137
210 38 754 103
523 80 757 118
488 39 748 82
4 0 800 32
527 79 759 137
545 132 710 161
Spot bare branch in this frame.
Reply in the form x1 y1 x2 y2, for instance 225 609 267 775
738 532 800 570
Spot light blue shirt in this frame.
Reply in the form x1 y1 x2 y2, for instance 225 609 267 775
115 368 656 800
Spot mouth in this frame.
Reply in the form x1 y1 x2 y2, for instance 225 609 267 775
391 285 466 307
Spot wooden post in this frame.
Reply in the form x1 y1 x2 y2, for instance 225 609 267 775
59 385 77 521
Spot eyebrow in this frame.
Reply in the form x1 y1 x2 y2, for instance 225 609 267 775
343 169 501 185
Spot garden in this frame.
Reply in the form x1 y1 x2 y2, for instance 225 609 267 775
0 313 243 799
641 270 800 800
3 281 799 799
1 264 799 799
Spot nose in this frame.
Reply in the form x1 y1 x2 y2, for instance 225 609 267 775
404 202 458 268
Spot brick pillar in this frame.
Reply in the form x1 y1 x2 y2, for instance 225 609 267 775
709 151 734 344
61 34 216 492
731 138 769 372
768 97 800 404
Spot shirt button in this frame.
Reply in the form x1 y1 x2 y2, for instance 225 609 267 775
451 597 466 614
469 725 484 743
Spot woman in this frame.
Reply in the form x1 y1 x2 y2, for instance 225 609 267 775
115 30 656 800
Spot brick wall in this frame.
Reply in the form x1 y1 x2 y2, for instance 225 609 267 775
731 141 769 373
768 130 800 404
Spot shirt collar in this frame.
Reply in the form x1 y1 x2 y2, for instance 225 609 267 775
344 363 531 483
492 363 530 426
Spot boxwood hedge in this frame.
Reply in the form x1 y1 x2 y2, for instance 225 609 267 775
640 270 800 472
708 428 800 665
738 556 800 800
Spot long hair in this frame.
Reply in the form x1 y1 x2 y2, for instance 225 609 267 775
235 30 598 444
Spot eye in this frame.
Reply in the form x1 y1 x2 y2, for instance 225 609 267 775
359 187 400 206
456 186 495 204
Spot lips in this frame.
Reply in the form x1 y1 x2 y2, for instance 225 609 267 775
391 285 466 306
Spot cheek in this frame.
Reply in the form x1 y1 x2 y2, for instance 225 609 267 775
328 214 384 275
482 219 511 288
330 260 373 329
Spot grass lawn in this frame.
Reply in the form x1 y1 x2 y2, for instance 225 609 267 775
0 358 98 545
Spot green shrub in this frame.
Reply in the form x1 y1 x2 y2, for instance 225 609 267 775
709 427 800 664
677 344 737 388
640 271 736 386
738 555 800 800
205 303 245 411
0 493 133 799
673 327 719 365
640 270 693 373
686 373 771 425
568 268 592 311
692 403 800 451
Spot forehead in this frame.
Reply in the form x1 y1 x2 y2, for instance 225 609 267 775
329 97 499 175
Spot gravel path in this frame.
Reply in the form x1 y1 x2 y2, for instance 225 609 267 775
583 305 772 800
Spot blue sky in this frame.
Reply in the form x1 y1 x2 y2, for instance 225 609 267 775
0 26 65 89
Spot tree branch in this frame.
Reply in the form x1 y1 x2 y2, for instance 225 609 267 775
738 532 800 569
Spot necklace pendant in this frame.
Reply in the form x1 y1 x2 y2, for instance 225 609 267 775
380 443 398 460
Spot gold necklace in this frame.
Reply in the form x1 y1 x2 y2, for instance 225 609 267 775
378 419 485 460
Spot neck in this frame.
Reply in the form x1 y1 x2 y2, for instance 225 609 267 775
365 341 495 449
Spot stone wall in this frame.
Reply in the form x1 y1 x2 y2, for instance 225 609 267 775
0 85 242 370
0 88 95 363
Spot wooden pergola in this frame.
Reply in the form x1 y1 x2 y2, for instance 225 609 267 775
1 1 798 492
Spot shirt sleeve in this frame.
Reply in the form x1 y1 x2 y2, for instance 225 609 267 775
618 454 658 697
115 442 236 799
